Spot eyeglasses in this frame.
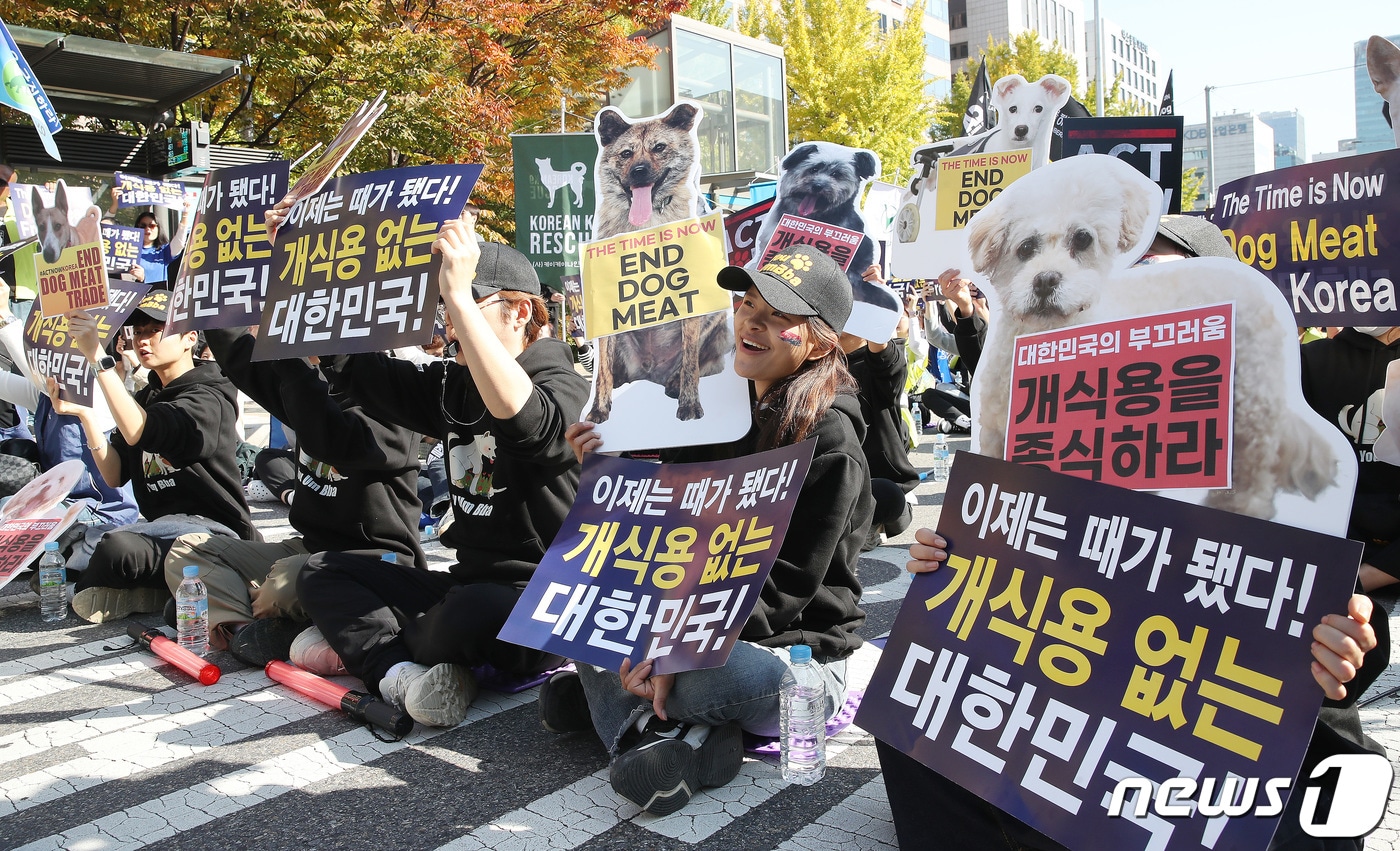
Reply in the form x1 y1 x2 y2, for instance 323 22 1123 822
140 221 159 229
476 297 509 310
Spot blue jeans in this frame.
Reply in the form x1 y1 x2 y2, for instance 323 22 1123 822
576 641 848 754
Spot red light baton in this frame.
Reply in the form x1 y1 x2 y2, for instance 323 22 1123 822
265 660 413 738
127 623 221 685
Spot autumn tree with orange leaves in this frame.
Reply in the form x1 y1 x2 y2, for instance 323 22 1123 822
6 1 688 240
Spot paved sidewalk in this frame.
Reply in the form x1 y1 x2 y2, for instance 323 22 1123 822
0 426 1396 850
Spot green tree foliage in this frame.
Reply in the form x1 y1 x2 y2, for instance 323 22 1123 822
747 0 936 181
681 0 734 26
6 0 688 242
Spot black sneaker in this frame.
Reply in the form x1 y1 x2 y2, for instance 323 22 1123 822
539 670 592 733
610 718 742 815
228 618 306 667
163 597 177 630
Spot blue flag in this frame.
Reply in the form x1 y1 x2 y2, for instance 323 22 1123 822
0 19 61 161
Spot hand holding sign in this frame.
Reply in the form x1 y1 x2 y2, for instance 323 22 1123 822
63 310 103 364
433 218 482 305
1311 594 1378 701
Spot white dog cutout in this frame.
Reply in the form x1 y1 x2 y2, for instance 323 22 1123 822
1368 35 1400 148
967 154 1355 535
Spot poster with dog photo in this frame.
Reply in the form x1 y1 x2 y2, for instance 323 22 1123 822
890 74 1071 283
746 142 903 343
578 101 750 454
17 180 108 316
966 154 1356 538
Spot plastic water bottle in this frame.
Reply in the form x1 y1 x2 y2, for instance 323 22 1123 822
420 523 436 543
38 542 66 622
909 400 923 431
175 565 209 657
780 644 827 785
932 433 950 482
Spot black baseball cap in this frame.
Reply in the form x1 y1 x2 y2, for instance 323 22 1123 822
472 243 542 299
125 290 170 324
717 245 853 332
1155 215 1235 259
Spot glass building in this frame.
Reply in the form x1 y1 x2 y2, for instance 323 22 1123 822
611 15 787 185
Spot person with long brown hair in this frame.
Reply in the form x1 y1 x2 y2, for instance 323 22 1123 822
547 245 873 815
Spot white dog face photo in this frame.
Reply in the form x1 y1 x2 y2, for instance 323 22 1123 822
890 74 1070 279
967 154 1357 538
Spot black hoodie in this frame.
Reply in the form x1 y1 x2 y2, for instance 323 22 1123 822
669 392 872 661
205 328 425 567
847 342 920 492
333 337 589 584
111 359 257 540
1299 329 1400 576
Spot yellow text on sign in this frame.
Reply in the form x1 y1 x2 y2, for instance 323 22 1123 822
36 241 109 318
580 212 728 340
935 150 1033 231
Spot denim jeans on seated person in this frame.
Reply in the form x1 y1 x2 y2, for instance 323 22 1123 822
576 640 847 755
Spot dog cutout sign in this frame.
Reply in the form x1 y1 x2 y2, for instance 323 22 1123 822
580 101 750 454
23 181 108 317
747 141 903 343
892 73 1071 282
967 154 1356 538
580 211 729 339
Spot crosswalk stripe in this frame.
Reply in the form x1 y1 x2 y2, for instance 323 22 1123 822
0 668 270 767
0 656 162 709
11 690 535 851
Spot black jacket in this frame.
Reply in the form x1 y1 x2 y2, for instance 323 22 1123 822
112 359 257 540
206 328 425 567
848 342 919 493
669 392 872 660
335 337 589 584
1299 329 1400 576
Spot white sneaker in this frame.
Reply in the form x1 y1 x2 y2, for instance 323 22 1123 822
289 626 346 675
378 662 476 727
244 479 277 502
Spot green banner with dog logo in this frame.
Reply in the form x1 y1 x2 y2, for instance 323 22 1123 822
511 133 598 295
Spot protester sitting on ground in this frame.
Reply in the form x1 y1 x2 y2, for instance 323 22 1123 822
296 225 589 729
918 268 984 434
1300 325 1400 592
551 245 872 816
840 325 918 550
50 290 256 623
162 322 426 666
0 282 138 565
882 216 1390 851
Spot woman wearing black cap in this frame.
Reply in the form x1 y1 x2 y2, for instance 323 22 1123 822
550 244 873 816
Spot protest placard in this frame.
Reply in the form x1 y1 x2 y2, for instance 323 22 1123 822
24 180 107 317
99 223 142 275
560 274 585 346
1054 116 1185 213
1005 304 1234 490
499 441 815 675
112 172 188 208
25 281 148 406
724 197 773 267
511 132 598 294
167 161 289 334
580 211 728 340
756 213 865 270
267 91 387 244
1207 148 1398 326
251 163 482 361
746 141 901 343
857 451 1361 851
934 150 1034 231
